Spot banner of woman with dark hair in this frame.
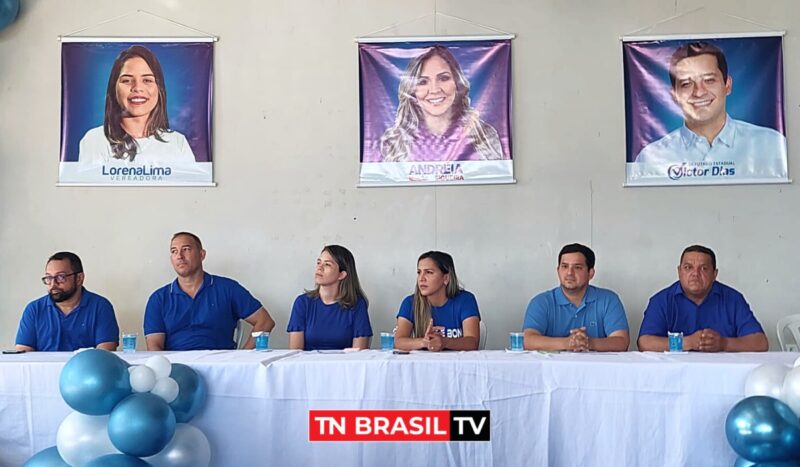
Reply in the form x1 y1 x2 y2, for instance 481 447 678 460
623 33 788 186
59 39 213 186
359 38 514 186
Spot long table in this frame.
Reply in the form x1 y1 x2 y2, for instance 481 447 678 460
0 350 795 467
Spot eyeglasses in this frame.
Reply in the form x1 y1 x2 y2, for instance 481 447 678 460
41 272 79 285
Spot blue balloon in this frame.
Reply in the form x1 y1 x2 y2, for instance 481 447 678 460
169 363 206 423
726 396 800 463
85 454 152 467
109 393 176 457
0 0 19 31
59 349 132 415
735 458 800 467
23 446 69 467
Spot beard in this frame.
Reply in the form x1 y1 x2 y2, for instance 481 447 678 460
49 285 78 303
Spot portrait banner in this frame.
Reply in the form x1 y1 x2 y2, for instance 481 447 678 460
359 38 514 186
623 33 788 186
59 38 214 186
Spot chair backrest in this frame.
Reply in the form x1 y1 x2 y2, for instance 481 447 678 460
776 314 800 351
479 321 487 350
233 320 253 349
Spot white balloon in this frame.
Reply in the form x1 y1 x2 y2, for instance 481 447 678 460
782 367 800 416
151 377 180 403
146 424 211 467
56 411 118 466
129 365 157 393
744 363 790 398
145 355 172 380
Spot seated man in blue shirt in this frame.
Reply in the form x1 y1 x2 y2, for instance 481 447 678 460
637 245 768 352
523 244 629 352
635 42 786 179
144 232 276 350
16 252 119 351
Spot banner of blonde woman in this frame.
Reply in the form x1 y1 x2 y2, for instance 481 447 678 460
59 39 213 186
623 34 788 186
359 38 514 186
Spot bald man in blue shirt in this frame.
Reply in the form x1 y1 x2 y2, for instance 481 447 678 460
144 232 275 351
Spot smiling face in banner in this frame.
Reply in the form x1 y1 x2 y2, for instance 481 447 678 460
379 45 505 163
116 57 160 127
414 54 460 131
670 52 732 142
60 40 214 185
358 39 513 185
623 36 788 185
103 45 172 162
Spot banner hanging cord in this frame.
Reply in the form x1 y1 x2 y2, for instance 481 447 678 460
623 6 777 37
358 11 513 39
622 6 705 36
60 9 217 40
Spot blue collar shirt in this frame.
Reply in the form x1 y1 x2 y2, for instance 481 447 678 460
638 281 764 338
523 285 629 338
144 273 262 350
634 115 787 180
15 287 120 351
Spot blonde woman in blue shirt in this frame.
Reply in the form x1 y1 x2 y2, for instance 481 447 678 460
394 251 480 352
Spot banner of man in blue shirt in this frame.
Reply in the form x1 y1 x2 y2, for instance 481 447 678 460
623 34 788 186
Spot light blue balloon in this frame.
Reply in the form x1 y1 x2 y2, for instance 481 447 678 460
59 349 132 415
168 363 206 423
145 423 211 467
108 393 176 457
85 454 152 467
0 0 19 31
23 446 69 467
735 458 800 467
726 396 800 463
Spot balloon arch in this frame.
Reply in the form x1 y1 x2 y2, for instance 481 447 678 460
24 350 211 467
727 360 800 466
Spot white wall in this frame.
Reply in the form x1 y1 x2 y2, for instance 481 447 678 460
0 0 797 350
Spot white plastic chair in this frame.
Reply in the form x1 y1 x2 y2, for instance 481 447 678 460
776 315 800 352
232 320 253 349
479 321 487 350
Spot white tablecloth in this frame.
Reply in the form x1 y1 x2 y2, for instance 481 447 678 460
0 350 795 467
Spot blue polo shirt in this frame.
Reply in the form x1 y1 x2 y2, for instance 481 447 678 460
523 285 629 338
15 288 120 351
638 281 764 338
396 290 480 338
144 273 262 350
287 294 372 350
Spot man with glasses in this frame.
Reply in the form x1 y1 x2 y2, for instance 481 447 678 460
144 232 275 350
15 252 119 351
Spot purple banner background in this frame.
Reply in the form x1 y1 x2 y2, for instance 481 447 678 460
359 40 512 163
623 36 784 163
61 41 213 163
